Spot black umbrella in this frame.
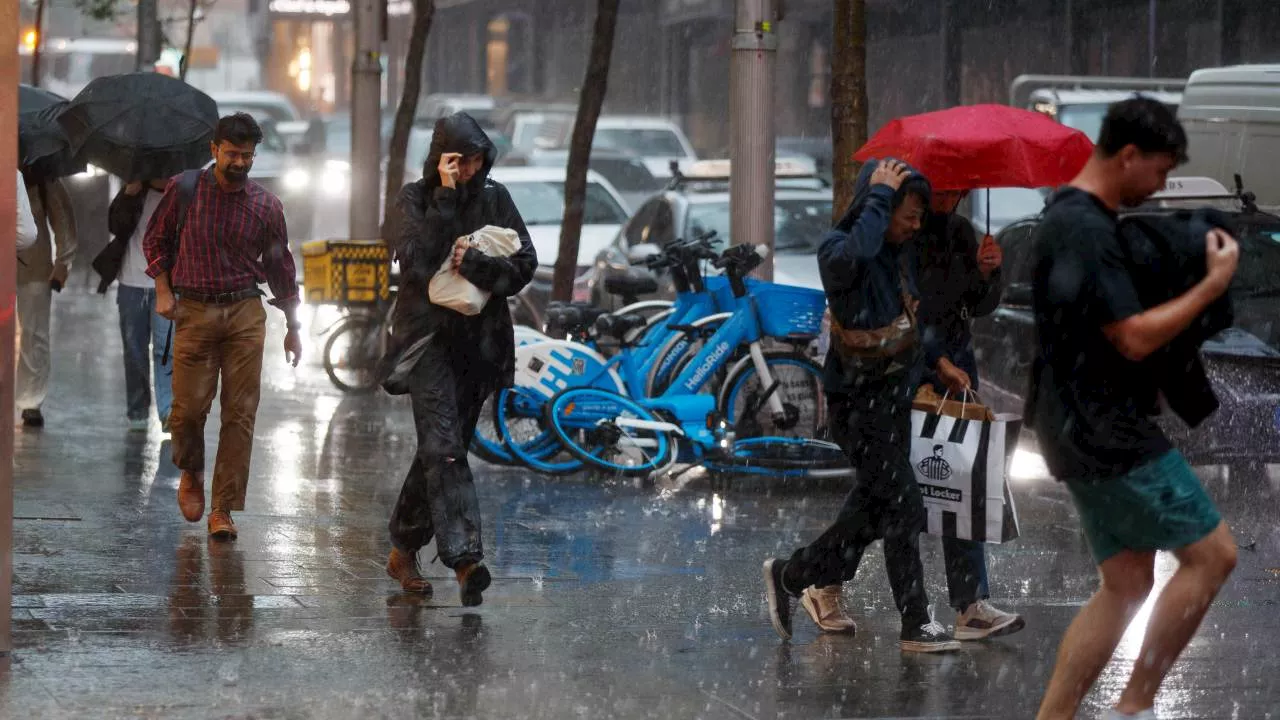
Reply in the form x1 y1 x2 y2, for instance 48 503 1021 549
18 85 85 180
58 73 219 182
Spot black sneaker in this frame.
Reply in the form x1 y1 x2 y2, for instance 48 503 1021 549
763 558 795 641
900 610 961 653
21 408 44 428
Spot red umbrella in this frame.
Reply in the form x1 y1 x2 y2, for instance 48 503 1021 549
853 104 1094 191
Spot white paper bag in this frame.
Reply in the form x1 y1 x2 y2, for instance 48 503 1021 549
910 410 1021 544
428 225 521 316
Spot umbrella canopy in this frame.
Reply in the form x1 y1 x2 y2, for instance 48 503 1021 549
18 85 85 180
58 73 219 182
854 104 1094 191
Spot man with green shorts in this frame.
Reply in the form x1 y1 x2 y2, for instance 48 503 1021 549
1028 97 1240 720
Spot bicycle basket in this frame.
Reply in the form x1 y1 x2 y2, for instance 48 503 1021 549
753 283 826 338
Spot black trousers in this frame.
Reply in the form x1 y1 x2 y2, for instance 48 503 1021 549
782 380 931 628
388 341 495 568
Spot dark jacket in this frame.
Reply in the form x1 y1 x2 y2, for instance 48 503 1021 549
384 112 537 392
1117 209 1235 427
818 159 930 394
917 211 1003 390
93 188 149 293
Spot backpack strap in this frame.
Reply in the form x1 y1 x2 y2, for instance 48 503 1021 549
172 168 202 247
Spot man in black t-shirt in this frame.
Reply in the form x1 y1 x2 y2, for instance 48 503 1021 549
1032 99 1241 720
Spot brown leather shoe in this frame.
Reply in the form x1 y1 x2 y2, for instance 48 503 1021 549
386 549 433 595
177 471 205 522
455 561 492 607
207 509 237 540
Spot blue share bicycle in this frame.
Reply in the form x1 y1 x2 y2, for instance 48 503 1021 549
510 244 848 479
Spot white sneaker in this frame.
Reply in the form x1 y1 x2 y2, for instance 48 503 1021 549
800 584 857 633
954 600 1025 641
1103 709 1158 720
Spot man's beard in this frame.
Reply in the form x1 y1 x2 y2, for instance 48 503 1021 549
224 165 250 182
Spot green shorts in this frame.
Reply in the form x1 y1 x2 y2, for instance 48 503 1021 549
1066 449 1222 565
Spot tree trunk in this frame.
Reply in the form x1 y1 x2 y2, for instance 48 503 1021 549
180 0 199 81
831 0 868 220
551 0 620 303
30 0 46 86
382 0 435 242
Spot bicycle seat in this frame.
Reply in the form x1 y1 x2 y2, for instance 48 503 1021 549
544 303 607 337
594 312 648 341
603 270 659 298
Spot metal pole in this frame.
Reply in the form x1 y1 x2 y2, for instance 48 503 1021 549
2 0 20 660
939 0 961 107
350 0 384 240
729 0 777 279
137 0 161 71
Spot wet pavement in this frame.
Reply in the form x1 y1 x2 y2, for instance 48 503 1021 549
5 289 1280 719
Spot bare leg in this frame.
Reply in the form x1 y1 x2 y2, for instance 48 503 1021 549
1036 551 1157 720
1115 523 1237 714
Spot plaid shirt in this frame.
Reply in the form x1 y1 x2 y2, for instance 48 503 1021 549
144 168 298 308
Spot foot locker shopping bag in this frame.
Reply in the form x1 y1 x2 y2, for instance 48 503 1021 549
909 405 1022 544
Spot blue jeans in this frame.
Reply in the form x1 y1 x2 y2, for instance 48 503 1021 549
117 285 174 422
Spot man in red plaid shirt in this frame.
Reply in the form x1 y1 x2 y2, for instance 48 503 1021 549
144 113 302 540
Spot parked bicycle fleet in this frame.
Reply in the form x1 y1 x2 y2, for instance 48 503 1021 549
319 232 851 481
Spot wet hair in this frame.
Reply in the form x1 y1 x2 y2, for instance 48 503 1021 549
893 174 932 211
1097 96 1188 164
214 113 263 147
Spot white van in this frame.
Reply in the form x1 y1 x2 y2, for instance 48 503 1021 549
1177 64 1280 212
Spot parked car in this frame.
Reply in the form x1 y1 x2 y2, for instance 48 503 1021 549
593 116 699 180
513 147 665 210
209 91 311 150
971 176 1280 469
576 161 833 309
1178 64 1280 213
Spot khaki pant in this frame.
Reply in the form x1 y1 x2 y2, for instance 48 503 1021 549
15 281 52 411
170 297 266 512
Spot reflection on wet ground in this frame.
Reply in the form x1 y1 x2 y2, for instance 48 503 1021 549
5 291 1279 718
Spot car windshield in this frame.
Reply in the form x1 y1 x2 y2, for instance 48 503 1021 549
1056 103 1111 142
226 101 296 123
595 128 686 157
970 188 1048 233
504 181 629 226
686 198 834 253
1225 214 1280 352
219 107 288 153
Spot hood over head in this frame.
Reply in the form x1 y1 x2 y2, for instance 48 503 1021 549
833 156 932 248
423 112 498 197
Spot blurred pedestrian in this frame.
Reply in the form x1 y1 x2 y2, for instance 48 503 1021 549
144 113 302 540
1031 98 1239 720
15 169 37 252
16 173 77 428
762 158 960 653
105 177 175 432
383 112 536 605
912 189 1025 641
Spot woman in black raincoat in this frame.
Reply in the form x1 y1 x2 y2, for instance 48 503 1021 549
384 112 537 605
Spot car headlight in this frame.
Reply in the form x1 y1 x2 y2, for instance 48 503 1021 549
283 167 311 192
322 160 350 197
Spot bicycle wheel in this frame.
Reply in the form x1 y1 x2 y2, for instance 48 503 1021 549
495 387 584 476
717 351 827 439
323 314 385 394
470 391 514 465
705 437 852 478
545 387 675 477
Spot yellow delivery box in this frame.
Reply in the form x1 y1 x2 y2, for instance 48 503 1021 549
301 239 392 305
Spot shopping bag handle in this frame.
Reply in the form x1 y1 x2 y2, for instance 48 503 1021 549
934 387 982 416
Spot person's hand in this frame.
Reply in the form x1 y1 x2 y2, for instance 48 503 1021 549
284 329 302 368
156 288 177 319
978 234 1003 278
49 263 69 292
936 357 972 395
870 159 911 191
438 152 462 189
451 237 471 270
1204 228 1239 296
124 181 144 195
